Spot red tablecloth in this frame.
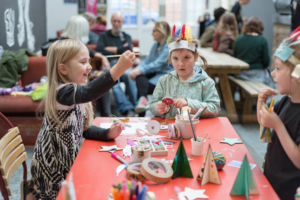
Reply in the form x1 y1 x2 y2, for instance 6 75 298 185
56 117 279 200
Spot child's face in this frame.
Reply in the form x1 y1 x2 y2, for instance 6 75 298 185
64 47 92 85
171 49 198 81
271 57 292 95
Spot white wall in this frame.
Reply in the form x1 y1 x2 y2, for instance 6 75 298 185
46 0 77 39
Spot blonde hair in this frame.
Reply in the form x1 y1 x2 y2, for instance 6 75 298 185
166 33 207 68
155 21 171 42
62 16 89 44
218 13 239 39
41 39 94 129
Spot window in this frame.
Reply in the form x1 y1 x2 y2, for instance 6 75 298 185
111 0 137 25
141 0 159 25
186 0 206 25
166 0 182 25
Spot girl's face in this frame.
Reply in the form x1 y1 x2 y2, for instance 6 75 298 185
271 57 292 95
171 49 198 81
63 47 92 85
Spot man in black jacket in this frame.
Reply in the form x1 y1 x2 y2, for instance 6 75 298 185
96 12 137 117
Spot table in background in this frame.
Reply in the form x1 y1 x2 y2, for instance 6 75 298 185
56 117 278 200
197 48 249 123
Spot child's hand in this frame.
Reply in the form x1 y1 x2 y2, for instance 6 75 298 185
258 88 277 104
260 107 281 130
173 98 188 109
156 101 168 115
117 50 135 70
108 122 125 139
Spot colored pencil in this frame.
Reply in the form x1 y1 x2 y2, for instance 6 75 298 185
187 110 198 142
106 53 140 58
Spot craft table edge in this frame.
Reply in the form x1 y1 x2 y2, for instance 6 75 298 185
56 117 279 200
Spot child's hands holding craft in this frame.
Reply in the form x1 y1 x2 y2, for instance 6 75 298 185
108 122 125 139
173 98 188 109
156 101 168 115
260 107 281 131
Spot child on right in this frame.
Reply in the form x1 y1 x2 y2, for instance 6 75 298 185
258 27 300 200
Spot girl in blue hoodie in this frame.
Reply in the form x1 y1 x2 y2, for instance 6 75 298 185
150 25 220 118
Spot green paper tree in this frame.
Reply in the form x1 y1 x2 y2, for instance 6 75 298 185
171 139 193 179
230 155 259 200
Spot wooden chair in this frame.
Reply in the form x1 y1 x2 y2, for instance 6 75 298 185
0 112 27 200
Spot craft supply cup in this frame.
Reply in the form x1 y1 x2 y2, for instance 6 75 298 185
175 114 199 139
131 146 151 163
191 137 206 156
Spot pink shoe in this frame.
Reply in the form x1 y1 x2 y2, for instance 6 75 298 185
134 96 149 113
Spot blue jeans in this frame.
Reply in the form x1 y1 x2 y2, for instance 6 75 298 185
110 60 137 114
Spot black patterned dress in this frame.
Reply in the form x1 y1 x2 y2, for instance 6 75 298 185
29 71 116 199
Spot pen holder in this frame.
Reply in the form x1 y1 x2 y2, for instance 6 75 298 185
191 137 206 156
175 115 199 139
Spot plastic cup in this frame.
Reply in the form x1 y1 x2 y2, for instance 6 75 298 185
191 137 206 156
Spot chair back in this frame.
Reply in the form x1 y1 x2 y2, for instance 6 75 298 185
0 113 27 199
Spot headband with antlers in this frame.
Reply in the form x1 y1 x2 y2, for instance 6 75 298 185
167 24 197 53
274 26 300 78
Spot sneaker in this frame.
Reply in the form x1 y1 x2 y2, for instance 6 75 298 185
134 96 150 113
126 109 137 117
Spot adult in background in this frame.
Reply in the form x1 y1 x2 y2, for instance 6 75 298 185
231 0 250 33
129 21 173 117
91 15 108 35
96 12 137 117
291 0 300 32
200 7 226 47
197 13 210 39
233 17 275 88
81 12 100 44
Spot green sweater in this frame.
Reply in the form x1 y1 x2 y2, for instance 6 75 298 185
233 34 270 70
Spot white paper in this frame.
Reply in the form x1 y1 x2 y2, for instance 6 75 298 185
116 164 126 176
100 122 148 135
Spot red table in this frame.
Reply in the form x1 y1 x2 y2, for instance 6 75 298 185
56 117 279 200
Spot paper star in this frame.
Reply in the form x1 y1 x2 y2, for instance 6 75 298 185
220 138 243 146
178 187 209 200
99 145 122 152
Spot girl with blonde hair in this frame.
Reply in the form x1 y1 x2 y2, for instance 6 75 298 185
22 39 135 200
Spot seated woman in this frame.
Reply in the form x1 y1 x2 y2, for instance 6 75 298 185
233 17 275 88
91 15 108 35
212 12 238 55
129 21 173 117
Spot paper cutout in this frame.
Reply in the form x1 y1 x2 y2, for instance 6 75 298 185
121 145 132 158
220 138 243 146
178 187 209 200
230 155 259 200
228 160 256 170
99 145 122 152
197 144 221 186
172 139 193 179
116 164 126 176
62 173 76 200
